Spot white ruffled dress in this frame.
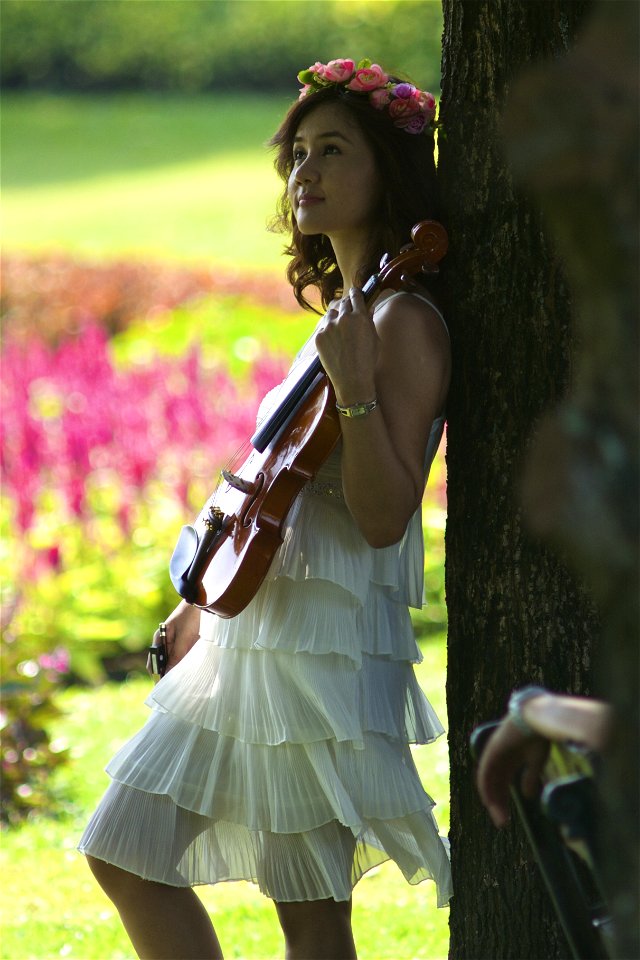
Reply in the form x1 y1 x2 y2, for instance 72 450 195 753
79 293 453 907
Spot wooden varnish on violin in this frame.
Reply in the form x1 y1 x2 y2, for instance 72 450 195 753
169 220 448 618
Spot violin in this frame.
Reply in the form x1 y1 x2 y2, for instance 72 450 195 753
169 220 448 618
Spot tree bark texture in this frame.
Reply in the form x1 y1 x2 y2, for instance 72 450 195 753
504 3 639 956
438 2 599 957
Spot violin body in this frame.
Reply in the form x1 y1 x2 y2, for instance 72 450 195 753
170 375 339 617
169 220 448 618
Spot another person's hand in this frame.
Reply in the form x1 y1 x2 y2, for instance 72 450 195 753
476 689 612 828
476 718 550 828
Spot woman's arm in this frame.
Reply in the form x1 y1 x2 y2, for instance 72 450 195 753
315 288 450 546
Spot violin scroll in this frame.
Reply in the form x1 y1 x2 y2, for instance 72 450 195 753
411 220 448 270
376 219 448 291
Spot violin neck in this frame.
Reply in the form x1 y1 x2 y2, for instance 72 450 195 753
250 354 324 453
250 272 382 455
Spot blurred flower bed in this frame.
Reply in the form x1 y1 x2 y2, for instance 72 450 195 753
1 255 292 823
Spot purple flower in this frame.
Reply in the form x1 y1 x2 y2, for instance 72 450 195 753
397 114 428 135
393 83 416 100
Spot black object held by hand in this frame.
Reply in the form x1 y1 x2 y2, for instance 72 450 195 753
147 622 168 680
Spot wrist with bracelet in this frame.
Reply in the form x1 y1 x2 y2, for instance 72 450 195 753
507 685 548 736
336 397 378 418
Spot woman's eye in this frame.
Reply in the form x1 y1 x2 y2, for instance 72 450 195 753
293 148 306 162
323 144 340 155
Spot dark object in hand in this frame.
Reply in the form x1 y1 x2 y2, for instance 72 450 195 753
147 623 168 679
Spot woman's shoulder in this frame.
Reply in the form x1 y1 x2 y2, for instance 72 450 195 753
372 287 449 340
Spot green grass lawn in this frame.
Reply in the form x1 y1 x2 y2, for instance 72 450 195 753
0 636 449 960
1 92 291 269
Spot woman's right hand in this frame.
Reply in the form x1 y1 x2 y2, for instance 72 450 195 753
151 600 202 675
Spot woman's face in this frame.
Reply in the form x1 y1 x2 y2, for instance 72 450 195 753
287 102 381 249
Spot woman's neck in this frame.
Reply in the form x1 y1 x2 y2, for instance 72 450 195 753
330 232 370 295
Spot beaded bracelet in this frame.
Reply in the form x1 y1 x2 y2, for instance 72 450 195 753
336 398 378 418
507 685 548 736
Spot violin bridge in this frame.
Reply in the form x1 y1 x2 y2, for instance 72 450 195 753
221 469 256 494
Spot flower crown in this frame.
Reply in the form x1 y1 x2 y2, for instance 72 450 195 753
297 58 437 136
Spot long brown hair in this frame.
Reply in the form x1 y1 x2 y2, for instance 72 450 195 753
269 84 440 312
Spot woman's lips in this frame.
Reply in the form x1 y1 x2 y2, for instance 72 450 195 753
298 194 324 207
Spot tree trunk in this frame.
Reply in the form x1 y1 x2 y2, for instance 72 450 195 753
438 2 598 957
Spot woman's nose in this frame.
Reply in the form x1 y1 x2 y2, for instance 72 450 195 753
295 156 319 184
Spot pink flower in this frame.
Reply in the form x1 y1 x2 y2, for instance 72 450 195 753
293 59 436 136
417 91 437 120
419 91 436 111
347 64 389 92
396 114 427 135
45 545 62 571
322 59 355 83
39 647 70 675
388 97 421 120
369 87 392 110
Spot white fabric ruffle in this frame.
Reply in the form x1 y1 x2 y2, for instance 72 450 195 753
80 780 452 905
268 448 427 610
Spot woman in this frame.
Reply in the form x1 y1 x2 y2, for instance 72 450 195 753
80 58 452 960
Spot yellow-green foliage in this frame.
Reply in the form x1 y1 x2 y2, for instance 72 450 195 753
1 0 442 95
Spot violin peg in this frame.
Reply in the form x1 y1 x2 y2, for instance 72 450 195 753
420 262 440 276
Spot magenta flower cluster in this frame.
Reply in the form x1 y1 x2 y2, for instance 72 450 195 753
1 323 287 543
38 647 71 675
297 58 437 135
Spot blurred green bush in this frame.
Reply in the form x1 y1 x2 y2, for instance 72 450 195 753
0 0 442 94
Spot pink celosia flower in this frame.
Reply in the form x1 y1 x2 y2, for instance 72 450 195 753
45 545 62 571
1 314 287 551
347 64 388 92
39 647 70 674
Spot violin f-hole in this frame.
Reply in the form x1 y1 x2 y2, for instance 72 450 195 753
240 472 266 527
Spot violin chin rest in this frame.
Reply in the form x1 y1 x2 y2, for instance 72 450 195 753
169 525 200 602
